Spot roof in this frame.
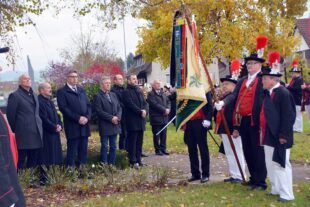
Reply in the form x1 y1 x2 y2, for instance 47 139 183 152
296 18 310 47
128 62 152 75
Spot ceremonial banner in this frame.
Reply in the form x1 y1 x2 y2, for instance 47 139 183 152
170 12 210 130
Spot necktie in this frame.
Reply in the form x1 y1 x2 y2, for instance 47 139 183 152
73 87 77 92
106 93 112 102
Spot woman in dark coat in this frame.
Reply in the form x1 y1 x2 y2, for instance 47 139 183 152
38 83 63 166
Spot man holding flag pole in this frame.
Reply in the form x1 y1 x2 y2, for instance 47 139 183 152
170 5 247 184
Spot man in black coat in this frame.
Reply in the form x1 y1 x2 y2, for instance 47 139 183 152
57 70 91 167
215 53 267 190
94 77 122 165
260 66 295 202
286 64 303 133
185 92 213 183
123 74 148 168
7 74 43 169
147 80 171 155
111 74 127 150
0 112 26 207
38 82 63 166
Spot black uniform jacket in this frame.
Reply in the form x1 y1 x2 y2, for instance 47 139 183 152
262 86 296 167
287 76 303 106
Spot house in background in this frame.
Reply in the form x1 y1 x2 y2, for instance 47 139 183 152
295 18 310 70
129 54 221 87
128 54 170 86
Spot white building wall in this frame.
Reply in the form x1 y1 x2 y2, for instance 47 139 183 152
147 62 170 86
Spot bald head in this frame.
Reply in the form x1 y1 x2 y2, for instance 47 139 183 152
152 80 161 91
19 74 31 90
38 82 52 97
113 74 124 86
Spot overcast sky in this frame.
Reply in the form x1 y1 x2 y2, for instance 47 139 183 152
0 2 310 75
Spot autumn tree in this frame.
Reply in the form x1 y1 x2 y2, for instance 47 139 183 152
135 0 308 67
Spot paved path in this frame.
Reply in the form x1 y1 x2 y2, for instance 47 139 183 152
143 153 310 183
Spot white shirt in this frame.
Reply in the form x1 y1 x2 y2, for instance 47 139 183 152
67 83 77 92
246 71 260 88
269 82 280 95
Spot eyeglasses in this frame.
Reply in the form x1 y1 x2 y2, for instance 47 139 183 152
246 62 260 66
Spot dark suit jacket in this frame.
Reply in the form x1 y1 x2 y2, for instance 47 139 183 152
147 89 171 126
111 85 125 108
6 87 43 149
0 112 26 207
262 86 296 167
287 76 303 106
57 84 91 139
123 84 148 131
223 76 263 129
94 90 122 136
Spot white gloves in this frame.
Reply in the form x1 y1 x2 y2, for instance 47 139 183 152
202 120 211 128
215 100 224 111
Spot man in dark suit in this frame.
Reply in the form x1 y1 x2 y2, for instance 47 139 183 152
7 74 43 169
147 80 171 155
123 74 148 168
111 74 127 150
260 65 296 202
94 76 122 165
57 70 91 167
38 82 63 166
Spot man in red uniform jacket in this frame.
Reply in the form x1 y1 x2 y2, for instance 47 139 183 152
215 53 267 190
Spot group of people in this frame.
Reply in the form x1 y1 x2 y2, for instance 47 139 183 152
0 48 309 206
211 51 307 203
5 71 176 170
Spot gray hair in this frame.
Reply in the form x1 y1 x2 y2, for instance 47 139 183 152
38 82 50 92
101 76 111 82
18 74 29 84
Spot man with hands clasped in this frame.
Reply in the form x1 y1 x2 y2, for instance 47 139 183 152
147 80 171 156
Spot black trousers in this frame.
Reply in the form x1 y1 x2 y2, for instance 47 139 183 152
127 130 144 164
151 124 167 153
240 116 267 187
66 136 88 167
119 119 128 150
17 148 41 169
185 119 210 178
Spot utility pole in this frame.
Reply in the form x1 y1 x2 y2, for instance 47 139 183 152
122 17 127 74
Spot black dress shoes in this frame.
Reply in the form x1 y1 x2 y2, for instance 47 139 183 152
161 151 170 155
224 177 235 182
156 152 164 156
248 185 267 191
138 162 147 167
187 176 201 182
200 177 209 183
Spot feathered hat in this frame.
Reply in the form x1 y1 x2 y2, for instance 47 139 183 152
290 59 301 72
220 59 240 84
260 51 282 77
244 36 268 63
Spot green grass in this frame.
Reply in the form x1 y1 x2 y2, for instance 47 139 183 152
291 115 310 163
63 182 310 207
